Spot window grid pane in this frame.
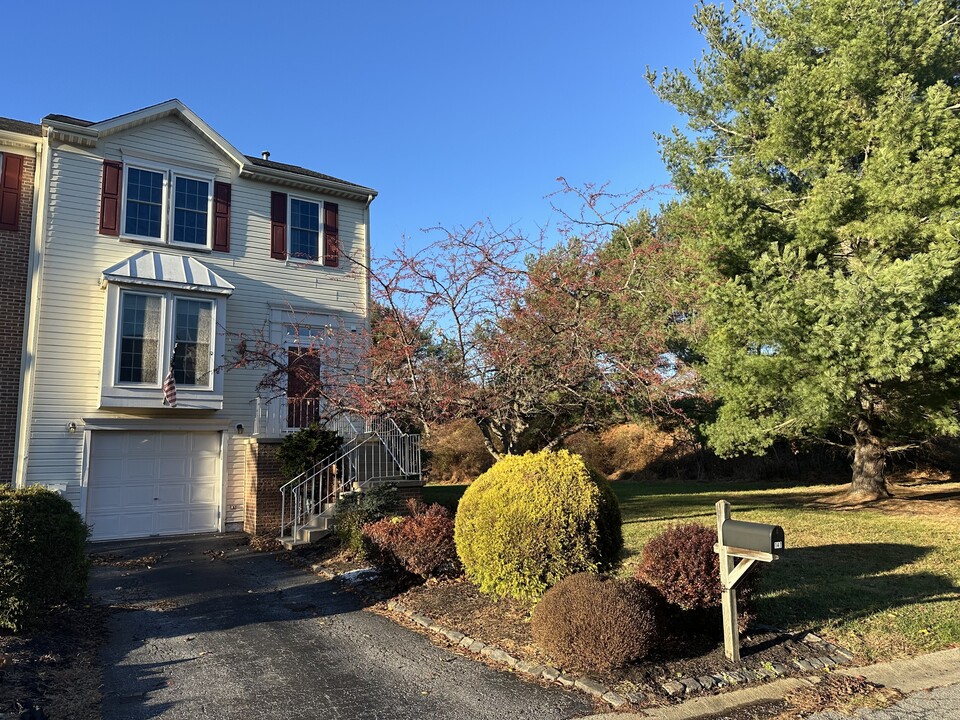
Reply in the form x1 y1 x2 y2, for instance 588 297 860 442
124 168 164 238
173 177 209 245
173 299 213 386
290 198 320 260
118 293 160 383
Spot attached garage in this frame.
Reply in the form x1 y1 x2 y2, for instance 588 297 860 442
86 430 222 541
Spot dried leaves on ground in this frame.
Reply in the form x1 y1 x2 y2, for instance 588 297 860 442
89 552 164 569
780 674 904 718
0 603 106 720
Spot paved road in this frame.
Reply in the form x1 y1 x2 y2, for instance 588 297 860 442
91 533 590 720
809 682 960 720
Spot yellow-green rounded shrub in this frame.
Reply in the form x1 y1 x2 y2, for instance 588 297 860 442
453 449 623 601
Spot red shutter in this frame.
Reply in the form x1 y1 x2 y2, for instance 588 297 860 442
323 202 339 267
0 153 24 232
271 191 287 260
213 181 231 252
99 160 123 236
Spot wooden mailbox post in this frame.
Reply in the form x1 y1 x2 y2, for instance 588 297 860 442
714 500 784 662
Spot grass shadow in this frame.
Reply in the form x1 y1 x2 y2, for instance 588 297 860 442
759 542 960 630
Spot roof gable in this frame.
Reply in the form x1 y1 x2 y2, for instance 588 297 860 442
92 100 247 170
44 100 378 200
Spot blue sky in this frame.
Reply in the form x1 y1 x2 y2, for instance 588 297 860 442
6 1 706 256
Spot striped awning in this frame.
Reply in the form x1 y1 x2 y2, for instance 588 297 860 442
101 250 234 295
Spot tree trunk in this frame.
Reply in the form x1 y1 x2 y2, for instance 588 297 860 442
475 419 503 461
850 426 891 500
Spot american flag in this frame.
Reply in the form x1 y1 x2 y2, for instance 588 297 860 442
162 353 177 407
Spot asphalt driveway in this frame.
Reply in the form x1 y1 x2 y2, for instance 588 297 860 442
91 533 591 720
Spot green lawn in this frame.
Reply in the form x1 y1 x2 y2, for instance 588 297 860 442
424 480 960 661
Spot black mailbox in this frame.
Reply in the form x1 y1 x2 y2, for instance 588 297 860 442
722 519 785 554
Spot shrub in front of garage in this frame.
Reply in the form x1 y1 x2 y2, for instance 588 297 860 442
0 486 89 631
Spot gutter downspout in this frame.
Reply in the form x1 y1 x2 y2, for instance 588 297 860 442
363 193 374 322
13 132 53 487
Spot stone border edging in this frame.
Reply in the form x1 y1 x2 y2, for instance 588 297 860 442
384 598 634 708
309 561 856 708
660 632 853 697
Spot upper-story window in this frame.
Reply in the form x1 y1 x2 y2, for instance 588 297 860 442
124 168 164 238
270 191 339 266
289 197 321 261
173 177 210 245
122 163 214 248
100 160 232 253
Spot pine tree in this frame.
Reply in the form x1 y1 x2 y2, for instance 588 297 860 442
651 0 960 498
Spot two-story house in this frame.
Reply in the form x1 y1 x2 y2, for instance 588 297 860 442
9 99 417 542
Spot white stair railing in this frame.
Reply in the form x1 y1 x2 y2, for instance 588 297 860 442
278 415 422 544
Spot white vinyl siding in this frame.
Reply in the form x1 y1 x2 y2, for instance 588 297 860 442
22 114 369 527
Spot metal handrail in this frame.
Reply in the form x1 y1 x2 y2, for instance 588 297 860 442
278 415 422 542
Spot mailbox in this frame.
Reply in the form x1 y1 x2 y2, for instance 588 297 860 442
721 519 784 554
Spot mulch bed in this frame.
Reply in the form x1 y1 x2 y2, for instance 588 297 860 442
293 536 848 706
0 603 106 720
392 577 826 700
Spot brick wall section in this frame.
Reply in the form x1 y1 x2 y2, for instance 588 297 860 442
244 438 285 535
394 484 424 503
0 155 33 485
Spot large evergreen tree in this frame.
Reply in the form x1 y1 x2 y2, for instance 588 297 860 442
652 0 960 498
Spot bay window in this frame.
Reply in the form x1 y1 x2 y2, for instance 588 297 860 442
101 251 232 409
113 290 216 392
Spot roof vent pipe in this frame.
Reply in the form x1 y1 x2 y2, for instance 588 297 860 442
261 151 270 160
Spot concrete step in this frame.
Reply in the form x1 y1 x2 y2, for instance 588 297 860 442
302 514 331 530
298 527 331 544
280 535 310 550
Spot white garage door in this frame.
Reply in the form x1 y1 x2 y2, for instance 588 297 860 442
87 431 221 541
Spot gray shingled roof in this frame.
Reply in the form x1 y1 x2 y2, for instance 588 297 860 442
42 113 95 127
0 117 42 136
244 156 373 192
40 111 372 192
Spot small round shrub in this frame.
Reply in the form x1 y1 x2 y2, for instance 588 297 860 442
0 486 89 631
636 522 759 615
454 449 623 601
531 573 661 671
362 500 460 579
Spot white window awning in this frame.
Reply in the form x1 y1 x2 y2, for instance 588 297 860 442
101 250 234 295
